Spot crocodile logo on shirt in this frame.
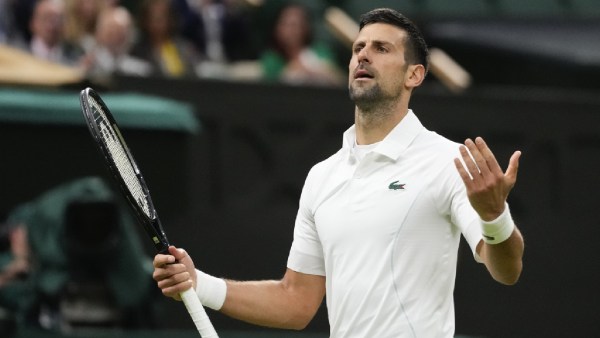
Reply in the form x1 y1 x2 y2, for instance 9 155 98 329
388 180 405 190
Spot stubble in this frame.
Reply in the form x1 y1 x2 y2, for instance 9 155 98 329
349 81 401 126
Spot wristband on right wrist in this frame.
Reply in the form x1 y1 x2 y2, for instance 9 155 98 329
195 269 227 311
480 204 515 245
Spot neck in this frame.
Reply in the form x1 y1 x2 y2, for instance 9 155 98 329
354 99 409 145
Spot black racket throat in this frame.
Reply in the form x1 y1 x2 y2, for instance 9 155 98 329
80 87 171 254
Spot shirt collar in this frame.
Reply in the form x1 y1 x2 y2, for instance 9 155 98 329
342 109 424 162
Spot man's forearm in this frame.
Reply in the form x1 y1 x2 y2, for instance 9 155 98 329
479 228 524 285
219 270 326 330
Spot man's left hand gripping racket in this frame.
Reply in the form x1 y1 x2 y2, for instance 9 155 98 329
79 87 218 338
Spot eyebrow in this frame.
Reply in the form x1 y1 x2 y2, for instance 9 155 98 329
353 39 396 49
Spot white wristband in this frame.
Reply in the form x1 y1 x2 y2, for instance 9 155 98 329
195 269 227 311
480 204 515 245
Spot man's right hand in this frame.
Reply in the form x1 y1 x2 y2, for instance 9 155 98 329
153 246 197 301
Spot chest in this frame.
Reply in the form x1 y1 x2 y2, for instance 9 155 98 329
313 155 433 251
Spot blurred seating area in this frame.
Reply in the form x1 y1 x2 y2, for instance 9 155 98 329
0 0 599 90
1 1 600 338
0 177 158 337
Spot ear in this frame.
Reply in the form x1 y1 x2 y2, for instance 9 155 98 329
405 64 426 89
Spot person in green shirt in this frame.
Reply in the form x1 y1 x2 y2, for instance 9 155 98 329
260 2 344 86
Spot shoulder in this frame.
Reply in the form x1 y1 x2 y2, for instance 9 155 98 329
305 148 345 183
409 129 465 195
411 128 462 162
300 148 347 204
260 49 285 79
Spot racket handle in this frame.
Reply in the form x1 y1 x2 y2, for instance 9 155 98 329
180 288 219 338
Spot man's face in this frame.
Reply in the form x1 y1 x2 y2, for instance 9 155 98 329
31 0 64 47
348 23 409 106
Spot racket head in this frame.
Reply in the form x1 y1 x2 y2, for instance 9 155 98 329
80 87 170 253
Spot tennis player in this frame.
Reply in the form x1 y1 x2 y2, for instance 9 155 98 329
153 8 524 337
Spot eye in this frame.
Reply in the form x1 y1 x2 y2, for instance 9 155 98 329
353 45 363 54
376 45 388 53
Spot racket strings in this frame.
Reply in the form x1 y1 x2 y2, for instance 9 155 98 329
89 98 153 219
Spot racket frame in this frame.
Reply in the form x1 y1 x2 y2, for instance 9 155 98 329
79 87 219 337
80 87 170 253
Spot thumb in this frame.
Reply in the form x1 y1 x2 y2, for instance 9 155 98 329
505 150 521 185
169 246 190 263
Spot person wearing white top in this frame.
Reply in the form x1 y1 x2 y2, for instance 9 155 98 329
287 110 489 337
152 8 525 338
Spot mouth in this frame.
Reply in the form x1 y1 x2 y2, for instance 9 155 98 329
353 68 374 80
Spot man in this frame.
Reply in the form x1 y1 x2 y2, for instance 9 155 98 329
87 6 151 77
28 0 83 66
153 8 524 337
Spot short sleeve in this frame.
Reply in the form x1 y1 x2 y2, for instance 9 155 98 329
286 168 326 276
434 151 484 262
449 172 485 262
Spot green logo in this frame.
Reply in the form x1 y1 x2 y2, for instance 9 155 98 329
388 180 405 190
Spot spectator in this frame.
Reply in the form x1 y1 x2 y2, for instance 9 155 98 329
63 0 107 53
27 0 85 66
0 0 24 45
86 6 151 77
173 0 258 63
131 0 200 78
5 0 36 44
260 2 344 86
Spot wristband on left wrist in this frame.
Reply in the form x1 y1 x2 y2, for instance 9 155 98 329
480 204 515 245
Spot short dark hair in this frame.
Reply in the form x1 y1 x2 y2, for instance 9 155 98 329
359 8 429 75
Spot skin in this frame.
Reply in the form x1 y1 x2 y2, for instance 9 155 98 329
95 7 132 56
273 4 344 85
349 23 422 145
145 0 172 45
152 22 524 330
456 137 524 285
30 0 65 48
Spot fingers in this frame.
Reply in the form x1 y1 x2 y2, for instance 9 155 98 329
457 144 479 183
457 137 509 182
465 138 490 179
153 252 175 268
157 270 193 294
153 264 192 299
454 154 473 188
169 245 187 260
152 259 187 281
455 137 522 219
153 246 195 300
467 137 503 176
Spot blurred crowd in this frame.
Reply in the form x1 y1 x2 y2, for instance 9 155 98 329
0 0 346 86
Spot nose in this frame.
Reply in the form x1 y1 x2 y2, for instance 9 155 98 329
357 47 370 64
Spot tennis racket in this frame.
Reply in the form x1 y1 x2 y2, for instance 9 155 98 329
79 87 218 338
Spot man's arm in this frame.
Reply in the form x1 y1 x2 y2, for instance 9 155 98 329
455 137 525 285
476 228 524 285
220 268 326 329
153 246 325 330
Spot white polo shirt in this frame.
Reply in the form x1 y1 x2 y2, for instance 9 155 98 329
287 110 484 338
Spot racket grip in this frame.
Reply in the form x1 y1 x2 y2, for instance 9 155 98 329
180 288 219 338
